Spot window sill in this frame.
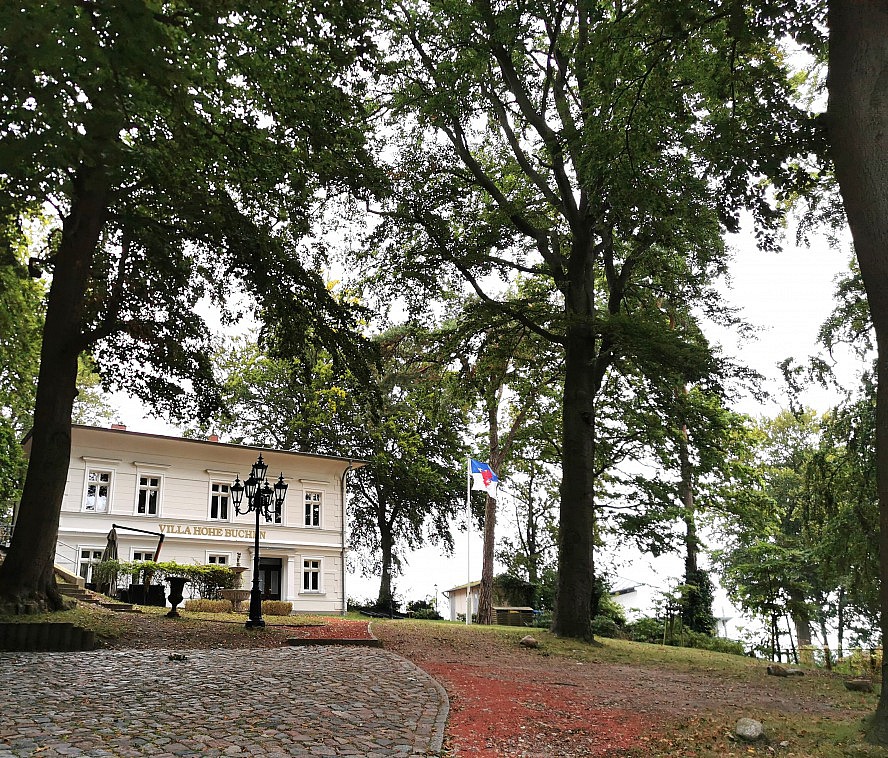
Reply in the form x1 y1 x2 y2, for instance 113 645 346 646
299 591 325 596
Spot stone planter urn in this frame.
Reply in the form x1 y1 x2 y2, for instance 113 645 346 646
166 576 188 618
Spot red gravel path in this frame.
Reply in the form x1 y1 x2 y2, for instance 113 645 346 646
374 623 650 757
423 661 647 756
286 617 375 640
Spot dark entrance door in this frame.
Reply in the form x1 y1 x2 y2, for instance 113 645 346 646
258 557 282 600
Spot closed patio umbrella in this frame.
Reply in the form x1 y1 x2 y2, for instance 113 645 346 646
101 527 118 561
99 527 118 594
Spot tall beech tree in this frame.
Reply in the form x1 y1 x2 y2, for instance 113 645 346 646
826 0 888 742
0 2 380 612
422 290 562 624
0 217 43 517
370 1 811 638
348 333 468 611
714 410 824 658
189 333 468 612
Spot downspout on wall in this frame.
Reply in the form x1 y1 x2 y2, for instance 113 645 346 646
340 460 353 616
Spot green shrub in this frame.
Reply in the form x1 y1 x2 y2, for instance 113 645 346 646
531 611 553 629
625 616 743 655
406 599 443 620
261 600 292 616
493 573 536 607
597 592 628 626
182 564 235 600
412 608 441 620
627 616 665 643
183 599 233 613
591 614 622 638
682 630 745 655
94 560 235 599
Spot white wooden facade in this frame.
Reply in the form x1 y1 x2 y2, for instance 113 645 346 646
442 581 480 621
41 425 363 614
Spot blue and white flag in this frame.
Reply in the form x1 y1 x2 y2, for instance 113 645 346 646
470 459 499 492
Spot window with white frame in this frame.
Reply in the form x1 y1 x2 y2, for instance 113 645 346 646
209 482 230 521
84 470 113 512
132 550 155 562
302 558 321 592
78 548 104 583
136 474 161 515
304 490 322 528
206 553 230 566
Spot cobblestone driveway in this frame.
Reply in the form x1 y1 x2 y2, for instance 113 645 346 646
0 646 448 757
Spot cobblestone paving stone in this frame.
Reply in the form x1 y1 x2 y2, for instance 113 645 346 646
0 647 448 757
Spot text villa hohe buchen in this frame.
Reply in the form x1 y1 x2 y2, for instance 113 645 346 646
158 523 267 539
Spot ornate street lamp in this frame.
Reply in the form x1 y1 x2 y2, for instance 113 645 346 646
231 454 288 629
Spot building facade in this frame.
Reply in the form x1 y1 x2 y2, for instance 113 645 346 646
40 425 363 614
442 581 480 621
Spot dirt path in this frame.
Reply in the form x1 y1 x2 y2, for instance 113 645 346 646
372 621 867 757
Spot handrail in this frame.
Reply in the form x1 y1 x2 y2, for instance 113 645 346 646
53 539 78 574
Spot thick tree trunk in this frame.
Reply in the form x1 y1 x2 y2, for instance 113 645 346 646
791 615 813 648
376 539 394 613
679 424 698 578
552 309 597 640
837 587 846 661
0 169 108 613
788 587 812 656
376 506 396 614
526 493 539 586
478 400 501 625
827 0 888 743
819 616 834 671
478 491 497 624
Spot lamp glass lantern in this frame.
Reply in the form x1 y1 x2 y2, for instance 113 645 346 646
232 455 288 628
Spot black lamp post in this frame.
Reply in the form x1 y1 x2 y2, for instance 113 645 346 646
231 454 288 629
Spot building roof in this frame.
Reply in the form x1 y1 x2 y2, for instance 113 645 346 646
24 424 368 468
444 580 482 594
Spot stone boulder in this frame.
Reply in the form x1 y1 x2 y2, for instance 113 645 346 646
519 635 539 649
735 718 764 742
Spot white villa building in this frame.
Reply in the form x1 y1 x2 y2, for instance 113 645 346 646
34 424 363 613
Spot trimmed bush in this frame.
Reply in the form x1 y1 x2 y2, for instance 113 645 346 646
261 600 292 616
94 560 235 599
183 599 233 613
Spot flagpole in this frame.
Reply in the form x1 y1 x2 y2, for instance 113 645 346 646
466 456 472 625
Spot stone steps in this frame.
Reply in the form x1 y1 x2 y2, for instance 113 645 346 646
58 578 141 613
99 602 140 613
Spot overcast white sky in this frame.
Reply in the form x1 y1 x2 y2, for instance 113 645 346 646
113 220 859 622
